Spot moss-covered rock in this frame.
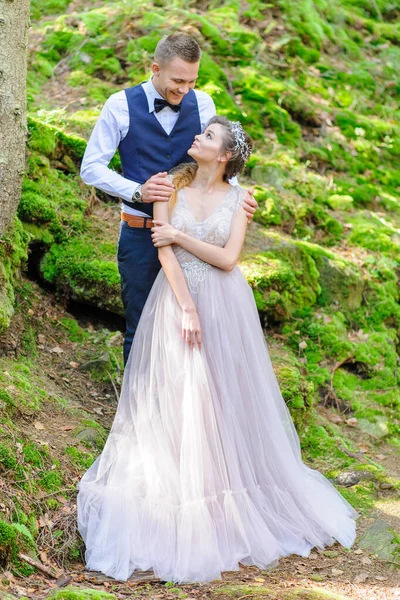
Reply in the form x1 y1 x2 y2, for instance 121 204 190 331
240 230 364 319
40 235 122 315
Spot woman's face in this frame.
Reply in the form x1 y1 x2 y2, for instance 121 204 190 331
188 124 227 164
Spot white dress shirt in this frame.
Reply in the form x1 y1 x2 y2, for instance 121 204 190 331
80 78 217 217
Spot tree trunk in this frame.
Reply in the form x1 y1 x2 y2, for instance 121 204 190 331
0 0 30 236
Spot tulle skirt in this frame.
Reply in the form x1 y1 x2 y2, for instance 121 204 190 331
77 265 357 583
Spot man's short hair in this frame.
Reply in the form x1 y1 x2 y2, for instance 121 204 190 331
154 33 201 65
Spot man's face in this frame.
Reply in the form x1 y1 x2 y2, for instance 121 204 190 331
152 57 199 105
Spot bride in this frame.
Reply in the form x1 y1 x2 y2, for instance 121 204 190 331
77 116 357 584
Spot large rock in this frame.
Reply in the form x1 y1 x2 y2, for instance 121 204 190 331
357 416 389 439
358 519 398 560
240 227 364 320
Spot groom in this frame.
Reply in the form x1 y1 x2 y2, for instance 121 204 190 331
81 33 257 364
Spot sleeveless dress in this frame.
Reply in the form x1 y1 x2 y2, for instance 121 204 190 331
77 185 357 583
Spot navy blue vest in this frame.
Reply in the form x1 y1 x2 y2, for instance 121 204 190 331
118 84 202 217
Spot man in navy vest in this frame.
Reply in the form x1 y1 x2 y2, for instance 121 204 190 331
81 33 257 364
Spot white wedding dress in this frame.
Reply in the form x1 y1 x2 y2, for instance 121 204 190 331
77 185 357 583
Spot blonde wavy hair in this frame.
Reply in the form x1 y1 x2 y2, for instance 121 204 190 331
168 163 198 215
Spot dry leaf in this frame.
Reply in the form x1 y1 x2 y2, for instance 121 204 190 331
328 414 343 424
375 576 387 581
40 551 48 563
308 553 318 560
376 454 386 460
345 417 358 427
331 568 344 576
69 361 79 369
354 572 369 584
361 556 372 565
254 577 265 582
299 340 308 350
354 549 363 555
60 425 74 431
50 346 64 354
358 443 369 453
38 334 46 344
34 421 45 430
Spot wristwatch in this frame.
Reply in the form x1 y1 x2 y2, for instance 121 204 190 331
133 184 143 202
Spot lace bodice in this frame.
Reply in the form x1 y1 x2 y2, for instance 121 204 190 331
170 185 245 293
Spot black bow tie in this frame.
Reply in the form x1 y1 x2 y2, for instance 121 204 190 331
154 98 182 113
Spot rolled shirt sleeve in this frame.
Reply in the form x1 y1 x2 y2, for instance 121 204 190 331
80 92 140 202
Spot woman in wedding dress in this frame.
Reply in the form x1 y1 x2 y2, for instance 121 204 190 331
77 116 357 584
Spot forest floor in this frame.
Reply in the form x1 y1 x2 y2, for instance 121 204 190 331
0 264 399 600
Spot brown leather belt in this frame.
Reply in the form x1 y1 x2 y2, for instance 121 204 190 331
121 213 154 229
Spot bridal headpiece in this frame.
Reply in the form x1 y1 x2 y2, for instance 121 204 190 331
230 121 252 162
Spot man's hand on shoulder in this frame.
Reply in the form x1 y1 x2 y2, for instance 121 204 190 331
242 188 258 222
141 172 175 204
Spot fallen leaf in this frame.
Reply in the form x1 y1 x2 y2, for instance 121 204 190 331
345 417 358 427
354 548 363 555
354 572 369 584
328 414 343 424
376 454 386 460
60 425 74 431
358 443 370 453
40 551 48 563
38 334 46 344
254 577 265 582
299 340 308 350
375 576 387 581
308 553 318 560
34 421 45 430
50 346 64 354
361 556 372 565
331 568 344 576
69 361 79 369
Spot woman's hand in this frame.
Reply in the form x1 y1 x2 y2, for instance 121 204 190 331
182 306 202 350
151 220 178 247
243 188 258 222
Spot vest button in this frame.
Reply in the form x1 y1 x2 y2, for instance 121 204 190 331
166 154 171 159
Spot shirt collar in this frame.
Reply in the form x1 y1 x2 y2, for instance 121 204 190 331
142 77 164 113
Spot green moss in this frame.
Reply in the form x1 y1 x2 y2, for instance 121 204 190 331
40 237 123 315
46 586 118 599
0 218 29 334
0 444 17 471
0 520 17 566
23 442 47 467
39 470 63 493
65 446 94 470
59 318 91 343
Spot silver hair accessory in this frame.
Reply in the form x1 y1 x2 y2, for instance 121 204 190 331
230 121 252 162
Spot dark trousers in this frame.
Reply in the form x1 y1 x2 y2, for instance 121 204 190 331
117 221 161 365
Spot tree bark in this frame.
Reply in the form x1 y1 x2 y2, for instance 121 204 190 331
0 0 30 236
